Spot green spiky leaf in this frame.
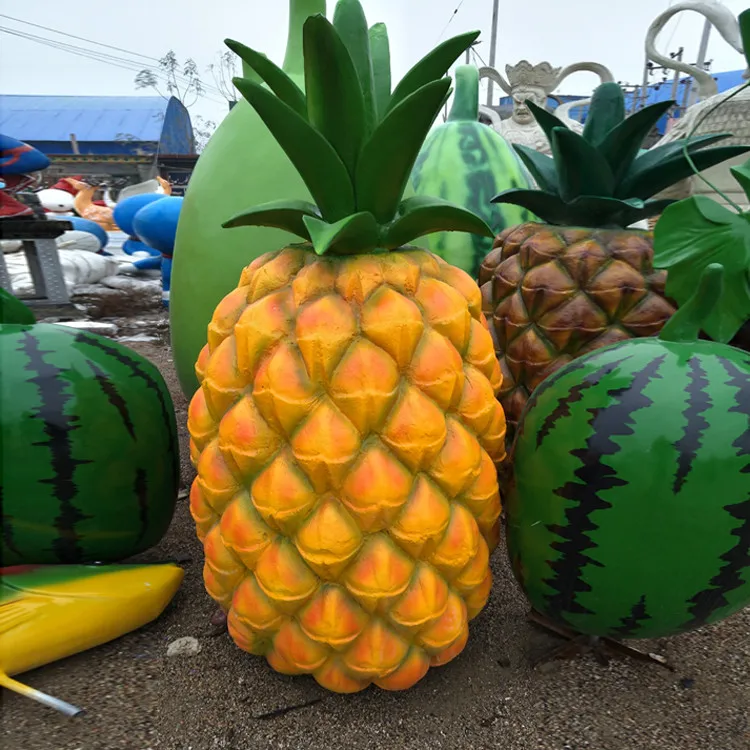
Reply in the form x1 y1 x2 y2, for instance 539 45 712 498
616 133 731 198
222 199 321 239
621 143 750 200
356 78 452 223
369 23 391 121
730 160 750 203
582 82 626 146
524 100 570 146
653 195 750 342
333 0 377 135
599 99 675 182
740 9 750 70
233 77 355 221
387 31 479 115
0 287 35 325
304 14 366 176
512 145 559 193
492 189 668 227
225 39 307 118
551 127 615 201
384 196 493 248
303 211 381 255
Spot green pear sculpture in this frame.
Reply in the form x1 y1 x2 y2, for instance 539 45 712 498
171 0 327 396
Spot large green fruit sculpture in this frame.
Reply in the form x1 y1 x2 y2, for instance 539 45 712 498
506 264 750 639
0 290 179 565
410 65 534 278
171 0 326 397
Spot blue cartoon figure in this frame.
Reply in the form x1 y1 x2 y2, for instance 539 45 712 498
121 196 183 307
112 194 165 259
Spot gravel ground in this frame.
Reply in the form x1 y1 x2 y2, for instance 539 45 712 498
2 339 749 750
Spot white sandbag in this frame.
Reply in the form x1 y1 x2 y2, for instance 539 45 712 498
56 230 102 254
4 249 120 296
1 240 23 254
100 275 160 292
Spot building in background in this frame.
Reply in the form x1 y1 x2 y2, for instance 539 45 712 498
0 94 198 195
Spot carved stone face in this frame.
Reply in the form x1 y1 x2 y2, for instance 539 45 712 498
512 86 547 124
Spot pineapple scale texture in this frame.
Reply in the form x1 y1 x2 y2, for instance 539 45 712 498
188 246 507 693
479 223 676 432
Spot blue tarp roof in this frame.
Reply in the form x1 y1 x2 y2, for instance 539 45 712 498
565 69 747 131
0 95 168 142
0 95 195 155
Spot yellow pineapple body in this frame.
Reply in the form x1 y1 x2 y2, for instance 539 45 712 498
479 222 676 434
188 246 506 693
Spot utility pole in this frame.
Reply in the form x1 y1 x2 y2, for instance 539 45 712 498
685 18 713 108
638 54 650 113
486 0 500 106
669 47 684 100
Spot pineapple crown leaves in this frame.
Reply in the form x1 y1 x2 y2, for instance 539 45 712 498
222 0 492 256
491 81 750 228
652 8 750 345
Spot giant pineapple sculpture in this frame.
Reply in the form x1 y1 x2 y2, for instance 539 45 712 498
188 0 506 693
479 82 750 436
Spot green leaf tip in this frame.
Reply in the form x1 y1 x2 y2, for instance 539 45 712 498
659 263 727 343
740 9 750 71
0 287 35 326
304 13 366 177
303 212 381 255
225 39 307 118
223 199 322 240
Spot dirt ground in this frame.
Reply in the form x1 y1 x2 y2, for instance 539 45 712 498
2 337 749 750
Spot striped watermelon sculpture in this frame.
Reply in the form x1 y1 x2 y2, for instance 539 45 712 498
0 289 179 565
506 264 750 639
411 64 534 278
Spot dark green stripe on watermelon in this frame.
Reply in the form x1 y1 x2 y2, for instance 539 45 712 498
611 594 651 637
535 355 633 450
672 356 711 493
20 330 91 563
69 330 179 487
0 324 179 565
542 354 667 624
680 357 750 630
86 358 136 439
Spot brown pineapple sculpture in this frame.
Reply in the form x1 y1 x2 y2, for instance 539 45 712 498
479 82 750 437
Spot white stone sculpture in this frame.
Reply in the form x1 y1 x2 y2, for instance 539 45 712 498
477 60 615 154
647 0 750 209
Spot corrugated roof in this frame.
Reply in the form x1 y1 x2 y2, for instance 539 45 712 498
0 95 169 143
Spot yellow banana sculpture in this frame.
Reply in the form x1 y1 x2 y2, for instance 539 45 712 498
0 563 184 716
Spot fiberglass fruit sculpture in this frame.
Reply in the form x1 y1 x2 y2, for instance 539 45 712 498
0 562 184 716
171 0 327 398
506 264 750 639
0 289 179 565
410 64 534 278
188 1 506 693
478 81 750 436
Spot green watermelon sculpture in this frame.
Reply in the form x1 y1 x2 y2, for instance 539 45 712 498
506 264 750 639
0 290 179 565
171 0 327 397
411 64 534 278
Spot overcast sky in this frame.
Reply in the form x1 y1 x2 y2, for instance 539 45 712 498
1 0 749 128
